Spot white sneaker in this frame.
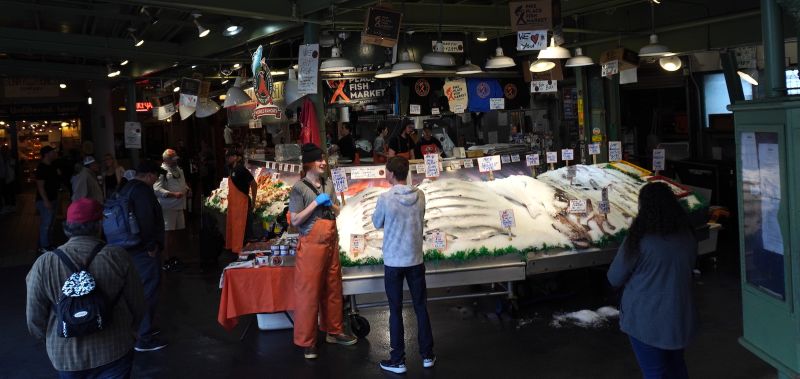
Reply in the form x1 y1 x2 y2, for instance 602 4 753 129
380 360 407 374
423 356 436 368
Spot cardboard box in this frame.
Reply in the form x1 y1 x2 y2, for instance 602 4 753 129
599 48 639 70
466 150 484 158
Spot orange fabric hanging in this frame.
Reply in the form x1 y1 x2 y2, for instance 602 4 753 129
293 219 345 347
225 182 249 253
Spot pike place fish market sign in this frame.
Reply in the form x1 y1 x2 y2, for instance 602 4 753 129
325 66 392 105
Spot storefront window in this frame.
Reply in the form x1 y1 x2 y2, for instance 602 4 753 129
703 73 753 127
785 69 800 95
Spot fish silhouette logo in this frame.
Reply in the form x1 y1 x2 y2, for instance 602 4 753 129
477 82 490 99
415 79 430 97
504 83 518 100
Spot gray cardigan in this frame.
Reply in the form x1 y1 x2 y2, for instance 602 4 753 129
372 185 426 267
607 232 697 350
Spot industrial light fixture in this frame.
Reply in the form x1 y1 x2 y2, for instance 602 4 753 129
638 2 671 57
191 64 197 69
232 63 241 69
221 79 229 85
59 83 67 89
659 55 682 71
128 28 144 47
529 59 556 72
173 86 180 92
120 59 129 66
320 45 354 72
87 97 92 105
485 29 515 69
538 37 571 60
219 94 227 100
456 33 482 75
195 98 221 118
565 47 594 67
223 77 252 108
375 48 402 79
141 7 159 25
476 31 488 42
271 69 287 75
421 0 457 67
292 63 299 70
192 12 210 38
738 68 759 86
223 19 243 37
107 65 121 78
392 50 423 74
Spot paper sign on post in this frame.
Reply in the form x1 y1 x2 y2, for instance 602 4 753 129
598 200 611 214
526 154 540 166
478 155 502 173
608 141 622 162
350 166 386 179
561 149 574 161
568 199 588 214
331 168 348 193
350 234 365 255
501 155 511 164
490 98 505 110
652 148 666 171
124 122 142 149
416 164 426 174
546 151 558 164
410 104 421 115
588 143 601 155
463 159 474 168
431 230 447 250
511 154 521 163
499 209 516 228
424 154 440 178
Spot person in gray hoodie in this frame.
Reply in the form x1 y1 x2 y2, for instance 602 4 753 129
372 156 435 374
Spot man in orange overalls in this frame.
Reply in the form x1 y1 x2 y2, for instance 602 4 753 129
289 144 357 359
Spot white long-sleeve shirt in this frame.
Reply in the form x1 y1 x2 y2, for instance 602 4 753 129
153 164 189 210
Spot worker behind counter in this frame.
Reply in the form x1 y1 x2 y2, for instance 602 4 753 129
387 119 416 159
336 123 356 161
414 126 443 158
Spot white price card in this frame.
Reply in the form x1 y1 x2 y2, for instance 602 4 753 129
499 209 516 229
567 165 577 179
424 154 440 178
478 155 502 173
588 143 601 155
450 161 461 170
511 154 521 163
416 164 426 174
561 149 574 161
350 166 386 179
546 151 558 164
568 199 588 214
526 154 540 167
350 234 365 255
410 104 421 115
331 168 348 193
652 148 666 171
598 200 611 214
602 60 619 77
608 141 622 162
531 80 557 93
431 230 447 250
431 107 441 115
453 104 466 114
490 98 505 110
501 155 511 164
463 159 474 168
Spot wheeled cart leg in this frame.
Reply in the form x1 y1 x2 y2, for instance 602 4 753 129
346 295 371 338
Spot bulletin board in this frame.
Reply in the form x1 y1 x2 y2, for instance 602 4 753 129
739 130 787 300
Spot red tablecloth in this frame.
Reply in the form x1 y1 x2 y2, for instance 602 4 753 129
217 266 295 331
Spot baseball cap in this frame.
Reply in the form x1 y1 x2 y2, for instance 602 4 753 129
40 146 56 156
66 198 103 224
162 148 179 160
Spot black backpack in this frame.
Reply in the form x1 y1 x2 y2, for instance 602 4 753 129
52 243 120 338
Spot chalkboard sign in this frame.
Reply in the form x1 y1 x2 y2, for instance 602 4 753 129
362 7 403 48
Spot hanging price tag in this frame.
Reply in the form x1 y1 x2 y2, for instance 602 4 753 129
598 200 611 214
511 154 521 163
608 141 622 162
602 60 619 77
331 168 348 193
477 155 502 173
568 199 588 214
490 98 505 110
431 107 441 115
501 155 511 164
561 149 574 161
652 148 666 171
588 143 601 155
526 154 540 166
431 230 447 251
546 151 558 164
499 209 516 228
350 234 365 255
424 154 440 178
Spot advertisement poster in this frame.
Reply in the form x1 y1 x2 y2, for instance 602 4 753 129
444 78 468 114
124 122 142 149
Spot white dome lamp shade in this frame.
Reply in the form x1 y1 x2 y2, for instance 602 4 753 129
195 98 221 118
456 59 483 75
179 104 195 120
639 34 671 57
284 69 304 109
658 55 682 71
320 45 354 72
392 50 423 74
375 62 403 79
529 59 556 73
422 41 457 67
486 47 515 69
537 37 571 60
565 48 594 67
737 69 759 86
223 77 251 108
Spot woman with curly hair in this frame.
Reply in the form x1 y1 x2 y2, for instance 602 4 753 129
608 182 697 379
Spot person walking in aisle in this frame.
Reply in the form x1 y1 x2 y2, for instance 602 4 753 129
154 148 190 272
372 156 435 373
26 198 145 378
224 149 257 254
36 146 61 253
289 143 357 359
373 125 389 164
608 182 697 379
124 161 169 352
71 156 104 204
102 153 125 198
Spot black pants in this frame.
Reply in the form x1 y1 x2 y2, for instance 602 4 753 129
129 250 160 340
384 263 434 362
57 351 133 379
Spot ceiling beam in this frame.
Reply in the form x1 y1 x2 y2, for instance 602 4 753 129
0 59 107 80
0 0 195 28
100 0 331 23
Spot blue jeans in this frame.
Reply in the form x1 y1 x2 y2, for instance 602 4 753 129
58 351 133 379
384 263 434 363
36 200 55 249
629 335 689 379
129 250 161 340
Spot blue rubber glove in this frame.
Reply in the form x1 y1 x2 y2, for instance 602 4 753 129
315 193 333 207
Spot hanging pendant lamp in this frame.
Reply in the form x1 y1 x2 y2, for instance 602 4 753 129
486 47 515 69
565 48 594 67
638 3 672 57
456 33 483 75
320 45 354 72
375 48 402 79
196 98 221 118
658 55 682 71
223 77 251 108
529 59 555 72
537 37 571 60
421 0 456 67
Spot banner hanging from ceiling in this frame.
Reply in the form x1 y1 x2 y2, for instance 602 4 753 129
252 45 282 119
362 7 403 47
298 43 319 95
443 78 468 114
324 66 393 106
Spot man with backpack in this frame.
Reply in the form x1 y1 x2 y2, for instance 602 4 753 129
26 198 145 377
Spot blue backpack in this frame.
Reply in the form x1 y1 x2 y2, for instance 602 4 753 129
102 182 141 248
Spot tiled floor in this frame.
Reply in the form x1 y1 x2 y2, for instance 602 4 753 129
0 190 778 378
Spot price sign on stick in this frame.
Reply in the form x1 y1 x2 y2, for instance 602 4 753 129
568 199 588 214
598 200 611 214
431 231 447 251
561 149 574 162
410 104 421 115
499 209 516 240
567 165 577 185
331 168 348 193
350 234 365 256
588 143 601 165
501 155 511 164
478 155 502 180
463 159 474 168
546 151 558 170
608 141 622 162
526 154 540 177
652 148 666 172
424 154 440 178
511 154 521 163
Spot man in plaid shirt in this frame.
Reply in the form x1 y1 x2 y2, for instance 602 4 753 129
26 198 145 378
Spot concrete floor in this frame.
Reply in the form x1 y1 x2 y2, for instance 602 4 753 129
0 192 777 378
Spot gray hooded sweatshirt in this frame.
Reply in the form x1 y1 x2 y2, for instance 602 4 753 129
372 184 426 267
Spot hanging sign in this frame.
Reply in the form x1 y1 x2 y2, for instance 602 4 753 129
601 60 619 77
430 40 464 53
325 66 393 105
568 199 588 214
331 168 349 193
124 122 142 149
591 127 603 142
546 151 558 164
608 141 622 162
588 143 601 155
478 155 502 173
526 154 539 166
531 80 557 93
2 79 59 98
362 7 403 48
179 78 201 108
298 43 320 95
561 149 574 161
490 98 505 110
516 30 548 51
350 234 365 255
424 154 440 178
653 148 666 171
444 78 469 113
509 1 554 31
